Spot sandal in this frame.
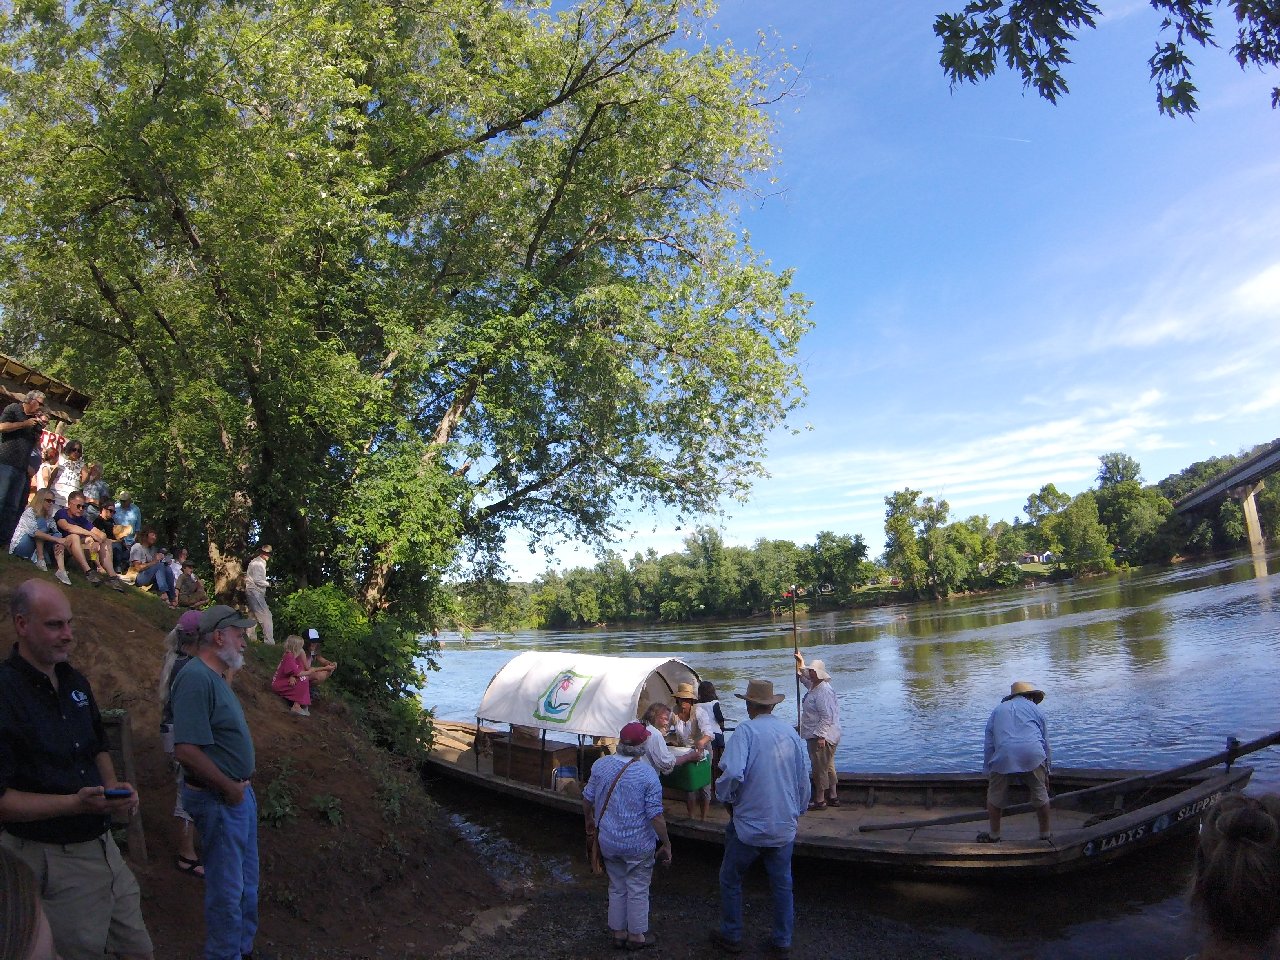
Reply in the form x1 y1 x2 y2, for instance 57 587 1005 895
807 801 827 811
176 855 205 878
826 797 841 807
626 934 656 951
974 832 1001 843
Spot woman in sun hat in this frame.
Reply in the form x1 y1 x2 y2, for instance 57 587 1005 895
670 682 714 820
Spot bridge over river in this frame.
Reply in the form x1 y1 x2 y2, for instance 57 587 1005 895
1173 438 1280 548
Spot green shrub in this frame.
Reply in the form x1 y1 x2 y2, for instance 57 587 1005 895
310 794 344 826
274 586 438 762
259 760 299 827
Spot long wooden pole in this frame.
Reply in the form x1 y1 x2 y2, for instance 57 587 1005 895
790 583 801 733
859 727 1280 833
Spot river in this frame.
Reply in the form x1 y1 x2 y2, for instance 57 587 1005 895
418 550 1280 959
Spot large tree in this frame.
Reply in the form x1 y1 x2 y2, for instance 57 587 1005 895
1048 491 1116 576
934 0 1280 116
0 0 810 623
1097 452 1143 488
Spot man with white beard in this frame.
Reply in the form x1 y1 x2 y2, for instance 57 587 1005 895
171 605 260 960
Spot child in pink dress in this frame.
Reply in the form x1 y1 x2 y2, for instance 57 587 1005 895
271 634 311 716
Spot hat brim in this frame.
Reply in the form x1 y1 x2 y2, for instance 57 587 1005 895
1003 690 1045 704
735 692 786 705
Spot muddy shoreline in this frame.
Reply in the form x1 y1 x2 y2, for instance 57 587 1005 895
428 776 1208 960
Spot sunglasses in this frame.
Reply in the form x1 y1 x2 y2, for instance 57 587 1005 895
210 610 246 632
69 502 85 510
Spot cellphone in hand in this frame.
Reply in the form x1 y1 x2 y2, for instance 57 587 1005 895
103 787 132 799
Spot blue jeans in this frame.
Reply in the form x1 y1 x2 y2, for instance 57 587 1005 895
10 533 55 565
718 820 795 948
182 783 259 960
135 562 175 599
0 463 25 546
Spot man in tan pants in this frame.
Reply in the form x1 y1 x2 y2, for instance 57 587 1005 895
795 651 842 809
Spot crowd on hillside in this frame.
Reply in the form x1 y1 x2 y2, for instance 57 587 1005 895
1 389 217 610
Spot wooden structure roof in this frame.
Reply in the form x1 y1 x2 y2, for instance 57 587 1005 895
0 353 92 427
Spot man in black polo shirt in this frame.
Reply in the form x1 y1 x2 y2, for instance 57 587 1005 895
0 390 47 545
0 579 154 960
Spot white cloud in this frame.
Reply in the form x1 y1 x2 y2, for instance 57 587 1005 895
1240 384 1280 415
1234 262 1280 313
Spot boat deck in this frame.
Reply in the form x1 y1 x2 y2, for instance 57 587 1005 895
429 721 1095 845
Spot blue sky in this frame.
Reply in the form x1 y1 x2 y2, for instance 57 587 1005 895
504 1 1280 580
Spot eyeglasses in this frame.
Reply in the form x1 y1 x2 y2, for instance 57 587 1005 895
210 610 246 632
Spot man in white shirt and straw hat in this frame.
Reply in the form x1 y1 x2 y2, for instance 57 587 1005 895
710 679 810 958
978 680 1052 843
794 651 841 810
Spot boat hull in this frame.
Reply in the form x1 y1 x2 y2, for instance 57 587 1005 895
424 721 1253 879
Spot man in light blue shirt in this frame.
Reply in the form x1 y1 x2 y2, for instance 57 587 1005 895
979 680 1052 843
710 679 810 958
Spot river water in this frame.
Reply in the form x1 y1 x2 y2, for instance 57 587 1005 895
419 550 1280 959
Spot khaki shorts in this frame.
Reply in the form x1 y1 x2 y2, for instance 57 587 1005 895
1 831 153 960
987 764 1050 808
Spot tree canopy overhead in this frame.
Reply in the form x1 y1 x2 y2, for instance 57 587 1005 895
0 0 811 621
934 0 1280 116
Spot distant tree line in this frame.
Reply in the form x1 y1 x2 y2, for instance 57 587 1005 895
450 440 1279 627
881 444 1279 599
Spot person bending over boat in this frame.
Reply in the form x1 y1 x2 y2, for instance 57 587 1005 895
794 651 841 810
1187 793 1280 960
582 722 671 951
670 683 714 820
639 702 704 776
979 681 1052 843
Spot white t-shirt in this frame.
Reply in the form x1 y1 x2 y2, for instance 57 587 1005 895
51 456 83 507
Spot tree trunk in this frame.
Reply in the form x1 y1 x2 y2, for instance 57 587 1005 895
208 535 248 604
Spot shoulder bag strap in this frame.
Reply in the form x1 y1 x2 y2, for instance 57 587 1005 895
595 756 640 822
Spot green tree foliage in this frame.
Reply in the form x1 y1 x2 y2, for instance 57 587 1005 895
274 586 437 758
1049 492 1116 576
934 0 1280 116
799 531 869 598
1097 452 1144 488
883 492 1004 598
1024 482 1070 552
884 489 929 597
0 0 810 628
1094 479 1175 563
992 519 1028 563
523 527 872 625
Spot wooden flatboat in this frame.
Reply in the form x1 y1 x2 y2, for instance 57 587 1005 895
424 652 1275 879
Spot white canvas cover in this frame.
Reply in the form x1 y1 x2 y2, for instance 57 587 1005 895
475 652 700 739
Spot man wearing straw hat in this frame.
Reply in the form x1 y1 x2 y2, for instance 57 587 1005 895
710 679 810 958
794 651 841 810
978 680 1052 843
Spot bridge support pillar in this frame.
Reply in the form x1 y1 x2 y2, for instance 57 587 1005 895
1236 480 1266 551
